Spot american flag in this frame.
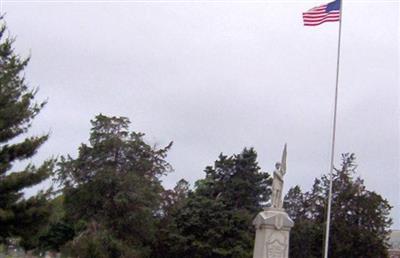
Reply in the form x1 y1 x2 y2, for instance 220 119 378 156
303 0 341 26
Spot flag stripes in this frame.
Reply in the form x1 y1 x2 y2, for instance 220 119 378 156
303 4 340 26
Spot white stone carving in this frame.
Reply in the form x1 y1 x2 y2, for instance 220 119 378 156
253 145 293 258
271 144 287 209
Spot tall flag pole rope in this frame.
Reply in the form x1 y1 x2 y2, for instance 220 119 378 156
303 0 343 257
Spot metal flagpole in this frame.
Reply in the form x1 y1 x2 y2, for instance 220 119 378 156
323 0 344 257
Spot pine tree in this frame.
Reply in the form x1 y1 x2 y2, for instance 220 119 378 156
56 114 173 257
197 148 271 213
152 179 191 258
166 148 271 258
326 153 392 257
0 18 52 249
285 153 392 258
283 185 322 258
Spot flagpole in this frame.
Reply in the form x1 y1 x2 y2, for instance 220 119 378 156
323 0 343 257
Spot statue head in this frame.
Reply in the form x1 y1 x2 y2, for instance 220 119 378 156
275 162 281 170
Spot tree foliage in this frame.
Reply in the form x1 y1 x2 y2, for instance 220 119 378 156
284 153 392 258
0 13 395 258
164 148 271 258
56 114 172 257
0 17 52 250
36 195 75 252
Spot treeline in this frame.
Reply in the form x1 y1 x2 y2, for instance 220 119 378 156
46 115 271 258
284 153 392 258
0 18 393 258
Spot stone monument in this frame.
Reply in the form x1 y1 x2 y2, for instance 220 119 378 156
253 144 294 258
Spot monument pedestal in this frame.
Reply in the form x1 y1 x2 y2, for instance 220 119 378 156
252 208 294 258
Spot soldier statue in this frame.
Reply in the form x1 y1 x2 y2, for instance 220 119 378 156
271 144 287 209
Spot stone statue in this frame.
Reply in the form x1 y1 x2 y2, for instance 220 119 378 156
252 144 293 258
271 144 287 209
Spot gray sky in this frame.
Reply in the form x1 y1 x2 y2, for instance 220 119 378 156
3 0 399 228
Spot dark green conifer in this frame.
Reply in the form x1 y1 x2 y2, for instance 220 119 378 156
56 114 173 257
284 153 392 258
165 148 271 258
0 18 52 249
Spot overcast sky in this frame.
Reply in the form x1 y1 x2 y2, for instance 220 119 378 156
2 0 399 228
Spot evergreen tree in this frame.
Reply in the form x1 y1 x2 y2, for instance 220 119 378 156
152 179 191 258
160 179 190 220
56 114 172 257
197 148 271 213
37 196 75 252
285 153 392 258
283 185 304 221
283 185 322 258
166 148 271 258
0 18 52 249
